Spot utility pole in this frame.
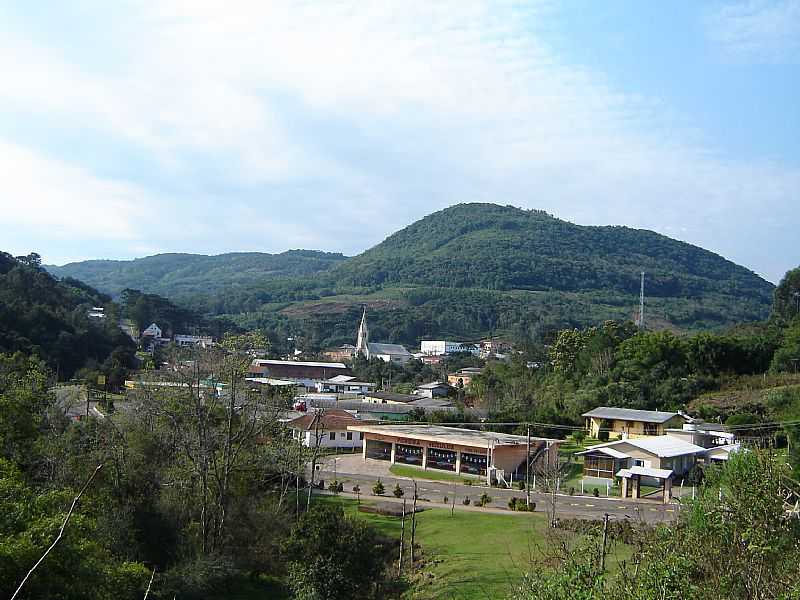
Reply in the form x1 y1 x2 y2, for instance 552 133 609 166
307 410 322 511
638 271 645 330
600 513 610 573
410 482 418 566
526 425 531 507
398 498 407 576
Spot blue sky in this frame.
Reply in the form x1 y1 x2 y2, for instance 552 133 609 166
0 1 797 283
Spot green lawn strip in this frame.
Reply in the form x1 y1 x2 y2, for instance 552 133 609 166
389 464 481 484
315 496 631 600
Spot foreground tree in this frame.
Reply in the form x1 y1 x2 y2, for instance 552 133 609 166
283 505 396 600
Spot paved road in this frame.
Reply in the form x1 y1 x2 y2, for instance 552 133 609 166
316 467 680 524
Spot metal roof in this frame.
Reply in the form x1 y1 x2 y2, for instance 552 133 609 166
347 424 559 448
246 377 296 386
364 391 420 403
416 381 450 389
617 466 673 479
582 407 684 424
252 359 348 369
368 342 412 355
584 435 707 458
576 446 630 459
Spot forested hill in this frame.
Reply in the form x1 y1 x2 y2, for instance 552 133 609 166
331 203 772 299
0 252 136 379
46 250 347 297
44 204 775 346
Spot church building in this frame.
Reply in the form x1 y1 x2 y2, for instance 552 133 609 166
356 308 412 364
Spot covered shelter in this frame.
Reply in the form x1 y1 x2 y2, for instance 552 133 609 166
347 423 559 485
616 466 675 503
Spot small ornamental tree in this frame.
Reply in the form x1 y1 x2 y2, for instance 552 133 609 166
372 480 385 496
393 483 404 498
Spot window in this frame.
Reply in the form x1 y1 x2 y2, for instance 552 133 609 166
329 432 336 441
346 432 353 441
358 432 362 440
633 459 644 467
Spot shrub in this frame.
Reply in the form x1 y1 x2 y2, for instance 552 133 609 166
569 486 575 496
443 496 449 504
478 493 492 507
353 484 360 495
393 484 404 498
328 480 340 494
592 488 600 498
516 480 525 491
372 480 385 496
337 481 344 493
508 497 518 510
462 496 471 506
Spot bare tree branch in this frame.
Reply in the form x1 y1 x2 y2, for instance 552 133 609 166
143 566 156 600
11 464 104 600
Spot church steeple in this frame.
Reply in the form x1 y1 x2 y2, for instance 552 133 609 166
356 307 369 358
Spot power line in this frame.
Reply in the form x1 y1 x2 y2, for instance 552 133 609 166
397 418 800 432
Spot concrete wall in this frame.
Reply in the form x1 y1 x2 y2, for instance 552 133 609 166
294 428 364 449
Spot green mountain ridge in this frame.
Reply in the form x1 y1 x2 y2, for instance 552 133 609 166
46 249 347 297
45 204 775 347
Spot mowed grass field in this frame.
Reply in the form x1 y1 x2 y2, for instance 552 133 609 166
316 496 632 600
389 463 481 484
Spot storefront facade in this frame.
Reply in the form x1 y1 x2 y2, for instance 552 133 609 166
350 424 558 483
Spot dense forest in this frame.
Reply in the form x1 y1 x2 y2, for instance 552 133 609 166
0 252 137 380
46 250 346 297
47 204 775 351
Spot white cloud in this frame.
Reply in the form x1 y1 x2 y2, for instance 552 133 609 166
0 141 152 240
0 1 796 281
704 0 800 63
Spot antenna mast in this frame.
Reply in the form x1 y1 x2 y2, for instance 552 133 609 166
638 271 645 330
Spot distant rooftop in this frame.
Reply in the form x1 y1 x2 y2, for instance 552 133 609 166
582 407 684 424
252 359 348 369
416 381 451 389
365 390 420 403
579 435 707 459
368 342 411 356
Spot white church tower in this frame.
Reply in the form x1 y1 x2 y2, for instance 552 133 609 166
356 307 370 358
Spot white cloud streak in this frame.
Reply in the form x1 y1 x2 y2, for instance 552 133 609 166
704 0 800 63
0 1 796 280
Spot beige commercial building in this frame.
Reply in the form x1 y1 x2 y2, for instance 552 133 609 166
347 424 559 484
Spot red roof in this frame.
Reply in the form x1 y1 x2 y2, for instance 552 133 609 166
286 409 362 431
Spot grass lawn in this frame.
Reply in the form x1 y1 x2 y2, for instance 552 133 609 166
315 495 631 600
390 464 482 484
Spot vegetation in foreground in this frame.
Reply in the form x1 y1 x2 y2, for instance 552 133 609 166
513 450 800 600
317 495 633 600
